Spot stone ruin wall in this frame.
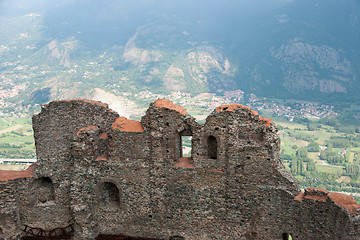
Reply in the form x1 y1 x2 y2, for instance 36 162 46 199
0 99 359 240
27 100 119 230
0 179 22 239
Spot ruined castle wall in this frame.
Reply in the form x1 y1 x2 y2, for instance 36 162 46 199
204 108 297 191
253 189 360 240
141 104 200 161
290 198 355 239
1 99 357 240
135 104 237 239
140 104 201 224
0 165 37 239
70 127 153 239
69 159 153 239
32 100 119 163
189 108 299 229
17 174 71 230
129 102 303 239
191 114 228 171
109 130 149 160
161 168 233 239
0 181 22 239
23 100 119 230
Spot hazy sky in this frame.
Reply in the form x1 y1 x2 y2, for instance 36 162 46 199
0 0 294 17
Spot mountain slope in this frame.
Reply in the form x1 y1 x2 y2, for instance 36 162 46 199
227 0 360 101
1 0 360 106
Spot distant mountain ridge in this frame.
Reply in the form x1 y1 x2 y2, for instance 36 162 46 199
1 0 360 105
226 0 360 101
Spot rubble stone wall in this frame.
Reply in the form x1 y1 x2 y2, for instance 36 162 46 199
0 99 359 240
0 181 22 239
20 100 119 230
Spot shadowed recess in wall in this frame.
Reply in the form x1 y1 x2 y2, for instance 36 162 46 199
207 135 218 159
99 182 121 208
96 234 162 240
30 177 55 205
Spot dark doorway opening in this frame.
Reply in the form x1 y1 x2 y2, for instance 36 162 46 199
207 135 218 159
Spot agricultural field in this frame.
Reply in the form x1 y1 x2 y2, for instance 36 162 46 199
272 114 360 203
0 163 31 171
0 117 36 159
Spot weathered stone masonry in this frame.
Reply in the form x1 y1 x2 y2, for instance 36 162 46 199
0 99 359 239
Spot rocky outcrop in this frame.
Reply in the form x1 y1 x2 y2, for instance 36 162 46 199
47 39 77 68
271 38 354 94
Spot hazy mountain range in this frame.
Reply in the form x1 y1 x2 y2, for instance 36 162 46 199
1 0 360 106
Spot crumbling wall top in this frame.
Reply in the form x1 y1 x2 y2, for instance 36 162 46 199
295 187 360 215
216 103 253 113
329 192 360 214
33 99 120 163
112 117 144 132
52 99 111 110
154 99 188 115
0 164 35 182
215 103 273 127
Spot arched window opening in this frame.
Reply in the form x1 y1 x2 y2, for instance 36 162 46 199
282 233 293 240
100 182 121 208
31 177 55 205
207 135 218 159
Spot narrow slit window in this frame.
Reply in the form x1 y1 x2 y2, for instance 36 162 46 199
207 135 218 159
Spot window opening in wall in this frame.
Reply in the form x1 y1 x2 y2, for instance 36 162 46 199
31 177 55 205
207 135 218 159
181 136 192 157
177 129 192 160
100 182 120 208
282 233 293 240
